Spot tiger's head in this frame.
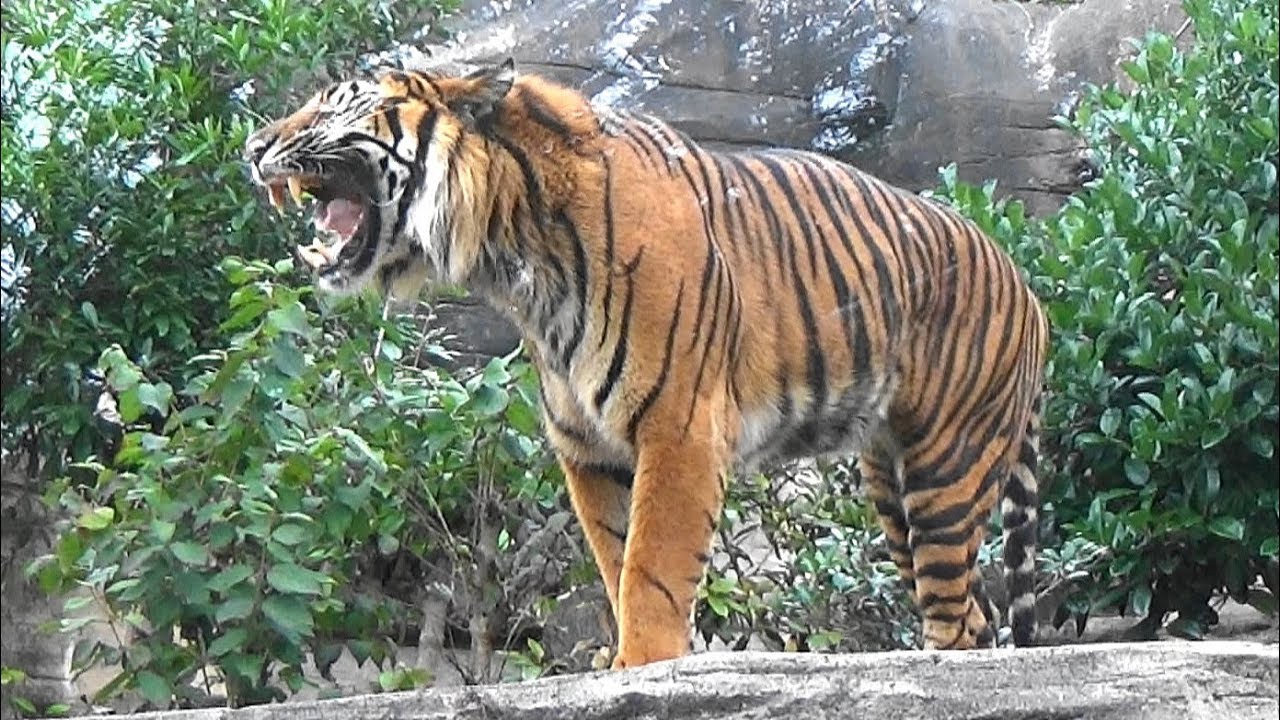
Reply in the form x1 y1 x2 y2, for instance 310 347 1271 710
243 60 517 297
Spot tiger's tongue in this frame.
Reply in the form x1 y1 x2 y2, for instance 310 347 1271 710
316 198 364 240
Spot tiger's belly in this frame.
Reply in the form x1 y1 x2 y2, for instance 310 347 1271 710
535 347 898 476
733 377 897 473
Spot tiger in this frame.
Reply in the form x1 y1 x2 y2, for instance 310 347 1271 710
243 59 1049 668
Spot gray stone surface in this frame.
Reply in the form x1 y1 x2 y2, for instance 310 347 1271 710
418 0 1186 217
60 642 1280 720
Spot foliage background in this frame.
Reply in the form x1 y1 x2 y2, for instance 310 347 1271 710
1 0 1276 715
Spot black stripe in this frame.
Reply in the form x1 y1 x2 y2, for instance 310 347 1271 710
517 86 579 140
914 562 969 581
540 388 587 444
557 210 589 370
910 520 977 550
1004 475 1036 507
336 132 415 170
596 268 636 409
582 462 635 489
637 568 680 613
1018 438 1039 470
793 161 864 363
917 592 971 608
490 135 549 230
905 497 974 534
840 171 904 336
688 246 718 354
627 281 686 444
759 154 819 280
756 154 828 413
598 158 618 349
684 266 726 435
619 122 664 171
718 154 766 261
596 520 626 543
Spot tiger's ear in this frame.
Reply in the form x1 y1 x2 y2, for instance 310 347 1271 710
449 58 516 123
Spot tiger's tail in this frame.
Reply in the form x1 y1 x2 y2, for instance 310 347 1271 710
1002 395 1041 647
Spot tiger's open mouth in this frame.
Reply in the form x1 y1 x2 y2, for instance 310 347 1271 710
257 171 369 271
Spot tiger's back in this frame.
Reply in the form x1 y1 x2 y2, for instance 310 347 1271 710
244 63 1048 666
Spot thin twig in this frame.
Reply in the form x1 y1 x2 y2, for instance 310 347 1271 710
1174 16 1193 42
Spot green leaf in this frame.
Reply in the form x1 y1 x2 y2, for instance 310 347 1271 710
271 524 310 546
1200 421 1230 449
169 542 209 566
1129 584 1153 618
505 399 541 436
77 507 115 530
1260 536 1279 557
1246 434 1274 459
219 376 254 418
267 301 311 336
1123 457 1149 486
151 520 177 544
118 389 144 423
271 339 307 378
81 301 100 327
208 564 254 593
135 670 172 706
1207 517 1245 541
1099 408 1121 437
64 595 95 612
266 562 328 596
215 593 255 623
207 628 248 657
377 533 400 555
209 522 237 551
136 382 172 413
261 595 315 642
222 652 264 683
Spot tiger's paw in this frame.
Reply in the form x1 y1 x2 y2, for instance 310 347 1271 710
923 597 998 650
609 642 688 670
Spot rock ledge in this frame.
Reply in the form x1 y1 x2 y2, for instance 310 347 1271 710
70 641 1279 720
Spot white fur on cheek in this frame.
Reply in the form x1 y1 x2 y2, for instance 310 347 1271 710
405 136 452 281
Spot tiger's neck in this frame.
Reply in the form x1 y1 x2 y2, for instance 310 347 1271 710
426 133 599 378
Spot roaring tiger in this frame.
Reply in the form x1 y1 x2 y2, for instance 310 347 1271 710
244 60 1049 668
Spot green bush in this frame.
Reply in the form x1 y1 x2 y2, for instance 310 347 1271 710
696 463 919 654
31 258 564 708
1 0 449 474
936 0 1278 635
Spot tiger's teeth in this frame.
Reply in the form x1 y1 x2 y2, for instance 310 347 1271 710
297 243 328 269
287 177 305 206
268 183 286 211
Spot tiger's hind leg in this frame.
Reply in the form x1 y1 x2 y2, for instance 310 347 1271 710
858 449 915 600
902 450 1008 650
863 440 1000 648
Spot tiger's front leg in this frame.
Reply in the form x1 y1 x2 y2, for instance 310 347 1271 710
561 459 632 619
612 428 726 668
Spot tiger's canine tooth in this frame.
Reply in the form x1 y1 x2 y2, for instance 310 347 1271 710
296 243 328 269
268 183 286 211
287 177 306 206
